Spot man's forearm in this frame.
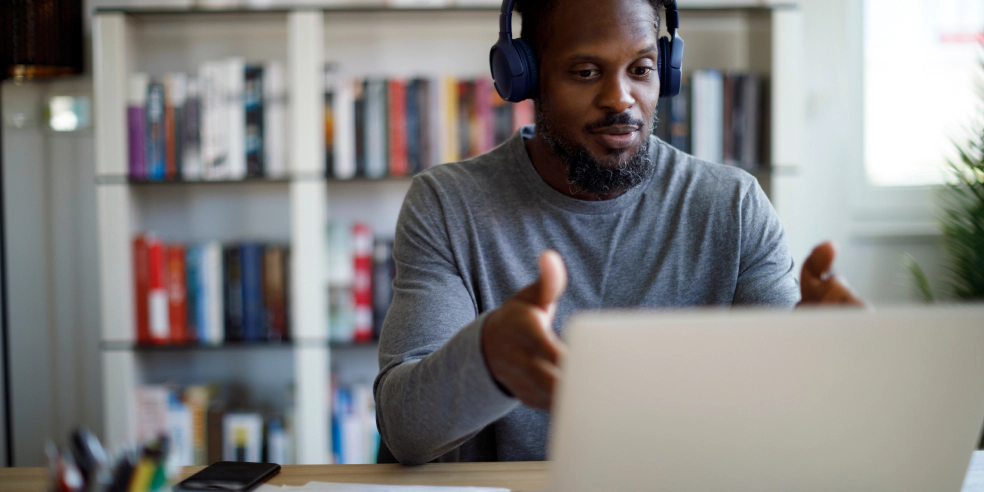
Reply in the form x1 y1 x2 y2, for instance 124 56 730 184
374 314 519 465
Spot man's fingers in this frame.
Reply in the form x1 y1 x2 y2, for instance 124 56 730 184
801 241 837 281
513 250 569 309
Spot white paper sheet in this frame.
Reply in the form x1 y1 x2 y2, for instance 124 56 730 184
254 482 510 492
963 451 984 492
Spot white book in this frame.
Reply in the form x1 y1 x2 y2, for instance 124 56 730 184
222 413 263 463
166 393 194 467
183 77 204 180
330 75 356 179
426 75 443 169
200 61 229 180
692 70 724 164
226 57 247 180
264 61 288 178
364 78 388 179
201 241 224 345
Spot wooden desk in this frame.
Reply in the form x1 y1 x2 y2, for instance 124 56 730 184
0 462 549 492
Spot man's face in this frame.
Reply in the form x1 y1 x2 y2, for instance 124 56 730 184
535 0 661 195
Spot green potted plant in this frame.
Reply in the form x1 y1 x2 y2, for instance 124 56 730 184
904 50 984 302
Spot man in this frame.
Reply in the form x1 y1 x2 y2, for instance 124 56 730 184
374 0 862 465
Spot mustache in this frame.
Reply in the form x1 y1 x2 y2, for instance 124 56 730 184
584 112 647 132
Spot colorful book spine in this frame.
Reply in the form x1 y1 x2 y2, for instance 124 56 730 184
387 78 409 177
352 223 374 342
365 78 388 179
405 78 421 175
331 76 356 180
263 246 288 340
244 64 265 178
133 235 151 344
200 61 229 180
167 244 188 344
353 80 367 177
185 245 200 344
240 243 265 341
146 236 169 344
128 73 149 180
325 73 335 177
146 82 167 181
224 246 244 341
474 78 494 155
164 73 187 180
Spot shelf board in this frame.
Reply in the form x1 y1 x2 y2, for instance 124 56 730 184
95 173 319 186
93 2 798 17
101 339 378 351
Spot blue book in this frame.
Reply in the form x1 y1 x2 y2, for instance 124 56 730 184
239 243 265 341
146 82 166 180
185 245 200 343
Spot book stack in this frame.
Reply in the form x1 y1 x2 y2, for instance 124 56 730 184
136 384 293 466
654 70 766 172
326 222 395 344
330 382 378 465
132 236 290 346
324 74 535 179
127 59 287 181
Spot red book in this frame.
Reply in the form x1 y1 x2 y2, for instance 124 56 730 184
146 237 170 344
352 223 374 342
475 78 494 154
133 235 152 345
166 244 188 344
387 79 408 177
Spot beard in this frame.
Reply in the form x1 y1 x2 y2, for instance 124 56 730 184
536 103 657 196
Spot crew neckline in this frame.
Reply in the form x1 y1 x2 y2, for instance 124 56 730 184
509 125 661 216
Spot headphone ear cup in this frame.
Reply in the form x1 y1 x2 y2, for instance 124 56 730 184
657 36 670 98
513 38 539 101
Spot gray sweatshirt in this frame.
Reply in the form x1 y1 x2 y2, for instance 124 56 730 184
374 126 799 465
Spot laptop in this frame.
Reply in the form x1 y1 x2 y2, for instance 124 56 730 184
548 306 984 492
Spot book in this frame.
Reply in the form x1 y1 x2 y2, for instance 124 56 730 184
133 235 152 345
263 61 288 178
244 64 265 178
147 236 169 344
263 246 288 340
224 246 244 341
240 243 265 341
183 385 214 466
722 73 736 167
387 78 409 177
164 72 187 180
200 61 229 180
371 239 394 340
183 77 203 180
364 78 388 179
223 413 263 462
167 390 194 467
328 222 355 343
136 385 170 441
146 82 167 181
352 223 374 342
167 244 189 344
325 73 335 178
691 69 724 164
185 245 200 344
201 241 225 345
738 74 762 171
331 75 356 179
128 73 149 180
207 403 226 465
353 80 367 177
266 417 291 466
669 82 691 153
226 57 247 180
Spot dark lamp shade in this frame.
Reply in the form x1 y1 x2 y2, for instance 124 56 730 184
1 0 84 81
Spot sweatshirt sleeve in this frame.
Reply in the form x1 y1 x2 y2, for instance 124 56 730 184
732 178 801 308
373 176 519 465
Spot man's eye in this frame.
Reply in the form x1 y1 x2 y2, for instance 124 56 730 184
632 67 653 76
576 69 596 78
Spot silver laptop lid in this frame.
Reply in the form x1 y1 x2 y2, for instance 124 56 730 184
549 306 984 492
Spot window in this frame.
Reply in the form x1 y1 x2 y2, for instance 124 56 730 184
863 0 983 187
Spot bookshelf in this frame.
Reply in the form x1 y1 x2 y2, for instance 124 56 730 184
92 2 802 466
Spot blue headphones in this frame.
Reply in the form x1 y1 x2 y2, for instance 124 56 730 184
489 0 685 102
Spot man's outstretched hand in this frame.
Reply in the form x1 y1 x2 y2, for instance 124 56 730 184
798 242 865 307
482 250 568 411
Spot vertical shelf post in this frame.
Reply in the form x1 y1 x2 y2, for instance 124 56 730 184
288 9 330 465
94 12 139 446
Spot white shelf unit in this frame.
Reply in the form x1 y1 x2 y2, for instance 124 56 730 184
92 3 803 465
93 9 329 463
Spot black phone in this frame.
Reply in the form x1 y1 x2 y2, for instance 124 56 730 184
174 461 281 492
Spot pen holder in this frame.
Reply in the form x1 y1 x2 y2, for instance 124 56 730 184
45 429 180 492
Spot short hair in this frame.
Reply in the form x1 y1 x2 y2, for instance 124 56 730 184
514 0 668 65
